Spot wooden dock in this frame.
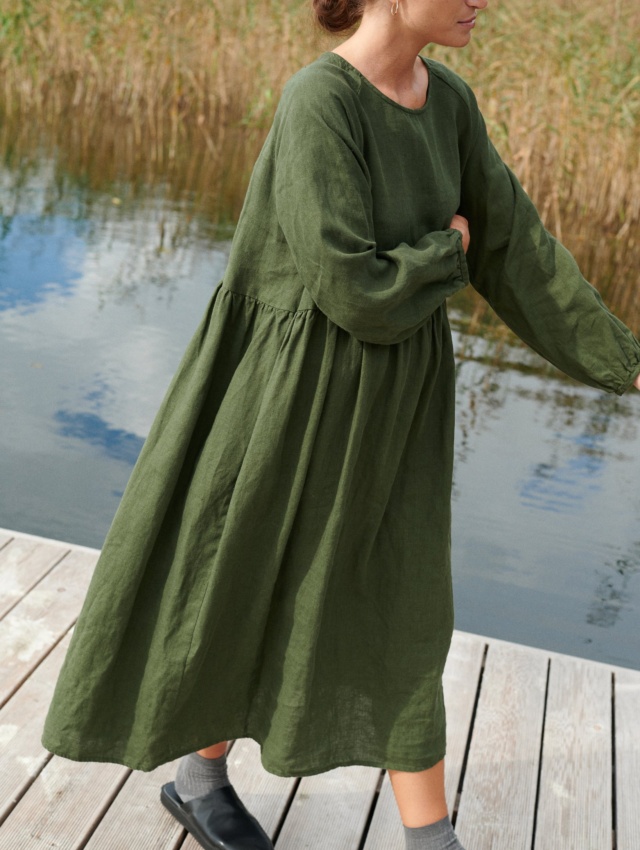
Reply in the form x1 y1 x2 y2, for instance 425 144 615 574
0 526 639 850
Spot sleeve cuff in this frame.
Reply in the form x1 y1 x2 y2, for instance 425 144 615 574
617 359 640 395
447 228 470 286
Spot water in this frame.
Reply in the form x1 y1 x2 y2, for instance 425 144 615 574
1 156 639 670
451 348 639 667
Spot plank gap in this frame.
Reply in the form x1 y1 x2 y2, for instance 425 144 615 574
174 832 189 849
356 770 385 850
530 657 551 850
450 641 488 829
374 771 385 794
0 548 71 624
454 641 548 848
0 619 77 712
0 751 55 829
611 672 617 850
0 536 13 554
271 775 302 845
74 769 133 850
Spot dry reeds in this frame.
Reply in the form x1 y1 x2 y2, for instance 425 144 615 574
0 1 319 221
0 0 638 331
440 0 640 333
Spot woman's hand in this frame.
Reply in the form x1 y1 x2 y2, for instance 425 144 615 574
449 214 470 253
634 371 640 391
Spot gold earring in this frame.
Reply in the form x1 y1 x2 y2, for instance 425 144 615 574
390 0 399 14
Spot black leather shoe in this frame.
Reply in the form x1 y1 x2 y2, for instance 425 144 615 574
160 781 274 850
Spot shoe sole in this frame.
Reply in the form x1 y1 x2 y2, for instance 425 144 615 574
160 781 225 850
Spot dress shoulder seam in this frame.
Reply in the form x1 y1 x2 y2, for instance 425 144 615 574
427 62 475 111
282 58 363 111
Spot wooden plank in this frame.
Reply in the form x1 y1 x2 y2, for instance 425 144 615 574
0 527 630 850
88 738 295 850
0 632 72 825
181 738 297 850
224 738 297 833
0 538 69 619
615 665 640 850
274 765 380 849
455 640 547 850
535 654 611 849
362 631 485 850
0 537 38 566
442 631 485 814
361 772 401 850
0 528 99 557
0 549 98 707
3 755 129 850
83 759 184 850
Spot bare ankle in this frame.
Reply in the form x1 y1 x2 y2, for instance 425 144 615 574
196 740 228 759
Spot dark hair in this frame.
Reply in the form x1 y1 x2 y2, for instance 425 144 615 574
312 0 365 33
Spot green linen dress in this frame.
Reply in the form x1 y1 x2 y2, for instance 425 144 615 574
41 52 640 777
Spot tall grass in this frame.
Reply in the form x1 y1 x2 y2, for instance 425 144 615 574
0 1 318 224
439 0 640 334
0 0 638 331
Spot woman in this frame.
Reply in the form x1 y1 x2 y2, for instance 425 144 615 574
42 1 640 849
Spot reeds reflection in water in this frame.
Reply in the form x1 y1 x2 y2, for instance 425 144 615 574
0 0 638 333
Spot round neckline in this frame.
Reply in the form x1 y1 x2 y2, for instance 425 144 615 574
320 51 432 115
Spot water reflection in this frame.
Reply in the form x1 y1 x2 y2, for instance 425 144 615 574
447 325 639 667
0 157 229 546
587 542 640 629
0 214 83 311
53 378 145 465
54 411 144 466
1 156 639 670
519 409 613 515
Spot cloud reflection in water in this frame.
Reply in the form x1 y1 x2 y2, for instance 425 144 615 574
54 410 144 466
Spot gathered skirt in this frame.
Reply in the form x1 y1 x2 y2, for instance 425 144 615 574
41 283 457 776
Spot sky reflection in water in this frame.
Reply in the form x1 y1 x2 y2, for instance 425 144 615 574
0 160 638 670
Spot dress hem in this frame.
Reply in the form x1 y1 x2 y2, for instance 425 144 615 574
41 730 447 777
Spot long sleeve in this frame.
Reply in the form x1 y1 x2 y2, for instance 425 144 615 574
459 99 640 395
274 78 469 346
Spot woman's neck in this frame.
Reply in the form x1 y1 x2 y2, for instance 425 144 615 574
331 26 429 111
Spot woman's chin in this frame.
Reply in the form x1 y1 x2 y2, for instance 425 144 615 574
431 31 474 49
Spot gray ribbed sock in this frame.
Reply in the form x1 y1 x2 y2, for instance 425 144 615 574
403 815 465 849
175 751 230 802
